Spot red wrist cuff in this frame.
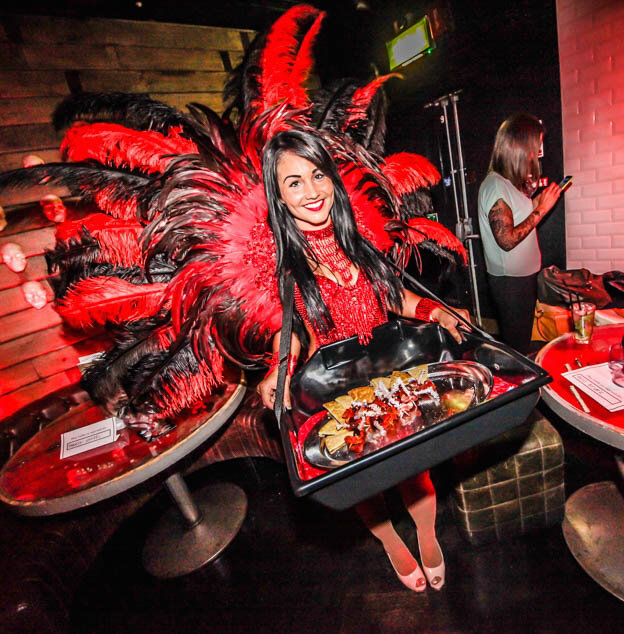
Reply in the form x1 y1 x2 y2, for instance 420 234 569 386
264 351 298 379
414 298 441 322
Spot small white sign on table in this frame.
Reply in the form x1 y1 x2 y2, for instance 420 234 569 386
60 417 125 459
562 363 624 412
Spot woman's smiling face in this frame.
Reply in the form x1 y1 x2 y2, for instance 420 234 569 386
276 151 335 231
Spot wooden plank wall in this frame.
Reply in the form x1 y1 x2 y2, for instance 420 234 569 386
0 13 254 420
0 13 253 172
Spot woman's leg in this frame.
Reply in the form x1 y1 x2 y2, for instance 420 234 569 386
356 495 426 591
487 273 538 355
397 471 444 588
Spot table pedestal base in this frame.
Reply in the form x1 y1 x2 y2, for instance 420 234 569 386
562 481 624 601
142 475 247 579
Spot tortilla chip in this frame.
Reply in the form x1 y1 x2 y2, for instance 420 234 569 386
348 385 376 403
335 394 354 409
323 430 351 454
390 370 412 383
323 400 347 424
406 365 428 383
370 376 394 391
319 418 342 436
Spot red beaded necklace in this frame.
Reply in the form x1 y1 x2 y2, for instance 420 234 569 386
302 223 354 285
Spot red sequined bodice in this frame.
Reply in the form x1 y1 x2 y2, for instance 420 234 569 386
295 224 388 346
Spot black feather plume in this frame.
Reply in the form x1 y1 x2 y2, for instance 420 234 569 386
53 92 189 133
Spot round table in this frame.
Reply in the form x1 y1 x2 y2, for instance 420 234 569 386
536 325 624 601
536 324 624 450
0 364 247 578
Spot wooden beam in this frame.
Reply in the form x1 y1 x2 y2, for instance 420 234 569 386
0 323 94 370
153 92 223 114
0 225 56 257
0 255 51 291
79 69 230 93
0 43 119 71
0 304 62 344
0 96 62 126
0 70 68 98
115 46 227 72
0 359 40 396
0 281 54 317
0 150 62 173
32 334 112 379
8 15 254 51
0 368 80 419
0 123 64 153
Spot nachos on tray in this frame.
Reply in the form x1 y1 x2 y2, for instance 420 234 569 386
320 365 439 454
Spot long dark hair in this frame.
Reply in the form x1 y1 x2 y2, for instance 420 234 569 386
488 113 544 191
262 127 403 333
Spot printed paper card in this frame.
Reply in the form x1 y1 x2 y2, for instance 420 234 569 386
562 363 624 412
60 417 125 459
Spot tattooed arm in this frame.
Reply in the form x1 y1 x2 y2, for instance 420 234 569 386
488 182 561 251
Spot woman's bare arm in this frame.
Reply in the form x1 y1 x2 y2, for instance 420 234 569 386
398 289 470 344
256 330 302 410
488 182 561 251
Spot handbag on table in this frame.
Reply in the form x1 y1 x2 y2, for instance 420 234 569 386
537 265 624 309
532 300 572 342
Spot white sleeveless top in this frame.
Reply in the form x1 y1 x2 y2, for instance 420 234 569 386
477 171 541 277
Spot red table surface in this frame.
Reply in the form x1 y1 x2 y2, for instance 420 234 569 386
538 324 624 433
0 365 242 503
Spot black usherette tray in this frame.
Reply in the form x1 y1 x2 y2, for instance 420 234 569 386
278 319 551 511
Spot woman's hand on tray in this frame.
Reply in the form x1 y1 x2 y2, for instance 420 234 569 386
257 366 292 410
431 306 471 344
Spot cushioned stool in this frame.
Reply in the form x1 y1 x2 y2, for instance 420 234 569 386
451 409 565 545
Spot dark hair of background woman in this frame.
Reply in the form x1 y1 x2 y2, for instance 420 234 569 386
488 112 545 190
262 127 403 333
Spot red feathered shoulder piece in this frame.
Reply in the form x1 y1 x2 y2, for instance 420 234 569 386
61 123 198 175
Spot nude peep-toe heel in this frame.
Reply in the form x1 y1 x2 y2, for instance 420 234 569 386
385 551 427 592
418 538 445 590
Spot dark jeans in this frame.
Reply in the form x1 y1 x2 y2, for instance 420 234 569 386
487 273 538 355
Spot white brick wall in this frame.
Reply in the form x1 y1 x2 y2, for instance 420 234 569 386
558 0 624 272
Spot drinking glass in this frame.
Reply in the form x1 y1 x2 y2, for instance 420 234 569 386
571 302 596 343
608 344 624 387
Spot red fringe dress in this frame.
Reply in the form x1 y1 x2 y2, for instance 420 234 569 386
294 224 388 347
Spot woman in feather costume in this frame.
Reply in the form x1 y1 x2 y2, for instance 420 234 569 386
256 125 470 591
0 4 468 590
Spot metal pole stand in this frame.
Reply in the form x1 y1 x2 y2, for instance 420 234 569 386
142 473 247 578
425 90 483 327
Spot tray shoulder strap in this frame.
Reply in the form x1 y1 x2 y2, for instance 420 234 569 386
388 261 493 340
274 274 295 425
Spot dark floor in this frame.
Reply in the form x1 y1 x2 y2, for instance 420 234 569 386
71 403 624 633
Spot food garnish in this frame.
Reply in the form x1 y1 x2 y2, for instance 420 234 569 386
321 366 441 455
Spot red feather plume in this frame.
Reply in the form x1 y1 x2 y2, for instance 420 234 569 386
57 277 168 330
404 217 467 264
56 213 144 266
61 123 198 175
382 152 441 194
258 5 325 112
90 185 140 220
168 183 282 343
343 74 402 129
153 358 222 418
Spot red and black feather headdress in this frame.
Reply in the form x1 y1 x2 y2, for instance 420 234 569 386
0 4 466 437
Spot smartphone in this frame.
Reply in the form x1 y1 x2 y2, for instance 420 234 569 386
559 175 573 192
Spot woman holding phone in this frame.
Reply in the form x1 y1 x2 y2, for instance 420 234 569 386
478 113 563 355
